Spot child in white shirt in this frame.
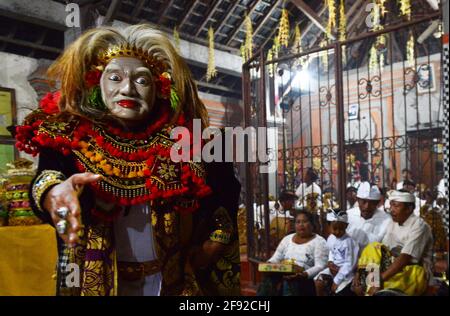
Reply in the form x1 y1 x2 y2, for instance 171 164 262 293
315 209 359 296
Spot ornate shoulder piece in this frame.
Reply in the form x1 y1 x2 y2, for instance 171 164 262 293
16 112 81 156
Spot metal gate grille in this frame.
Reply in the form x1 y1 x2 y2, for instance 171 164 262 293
243 13 445 262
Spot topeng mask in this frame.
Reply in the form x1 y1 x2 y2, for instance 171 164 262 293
100 57 156 124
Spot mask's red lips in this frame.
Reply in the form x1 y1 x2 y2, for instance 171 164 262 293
117 100 138 108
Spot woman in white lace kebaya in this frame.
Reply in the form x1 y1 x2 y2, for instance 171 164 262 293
257 211 328 296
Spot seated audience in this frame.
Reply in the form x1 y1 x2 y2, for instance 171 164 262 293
257 211 328 296
347 182 390 251
354 190 433 296
315 210 359 296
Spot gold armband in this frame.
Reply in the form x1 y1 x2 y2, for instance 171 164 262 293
209 207 234 244
32 170 66 212
209 229 231 244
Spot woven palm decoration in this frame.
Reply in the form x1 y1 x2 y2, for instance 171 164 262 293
173 27 181 53
206 27 217 81
277 8 290 48
244 13 253 62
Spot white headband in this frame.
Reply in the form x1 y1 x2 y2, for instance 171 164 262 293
357 182 381 201
389 190 415 203
326 210 348 223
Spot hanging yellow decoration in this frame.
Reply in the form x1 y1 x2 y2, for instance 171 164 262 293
277 8 290 48
240 44 246 61
369 45 378 71
379 53 385 70
338 0 347 63
292 24 302 54
272 36 280 57
399 0 412 20
267 48 274 77
338 0 346 42
292 24 306 68
173 27 181 53
326 0 336 39
406 32 415 68
319 39 328 68
372 0 382 31
369 0 388 72
206 27 217 81
242 13 253 62
313 158 322 173
378 0 387 17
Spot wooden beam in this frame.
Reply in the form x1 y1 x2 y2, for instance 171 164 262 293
196 80 241 95
307 0 367 49
253 1 280 36
0 23 17 51
195 0 221 37
103 0 121 25
346 0 369 32
119 12 241 54
225 0 262 46
215 1 241 34
36 29 48 45
131 0 146 18
259 21 280 51
0 9 66 31
290 0 335 40
178 0 198 28
0 35 62 53
157 0 175 24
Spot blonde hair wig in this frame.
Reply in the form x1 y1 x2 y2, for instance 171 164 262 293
47 24 209 128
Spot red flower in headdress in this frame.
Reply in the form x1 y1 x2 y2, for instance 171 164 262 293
85 70 102 88
158 72 172 97
39 91 61 114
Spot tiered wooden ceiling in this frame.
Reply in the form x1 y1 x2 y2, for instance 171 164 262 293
0 0 440 99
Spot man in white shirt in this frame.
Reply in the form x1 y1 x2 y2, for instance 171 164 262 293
295 168 321 201
269 190 297 242
437 178 446 199
346 182 390 251
346 186 358 210
396 168 413 190
358 190 434 296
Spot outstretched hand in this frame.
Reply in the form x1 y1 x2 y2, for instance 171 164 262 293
43 172 101 247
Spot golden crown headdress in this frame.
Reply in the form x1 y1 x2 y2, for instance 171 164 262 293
97 44 168 75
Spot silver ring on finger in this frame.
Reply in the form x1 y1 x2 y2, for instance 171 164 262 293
56 219 68 235
56 206 70 219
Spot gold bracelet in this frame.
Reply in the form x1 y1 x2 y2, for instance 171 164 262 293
209 229 231 244
32 170 66 212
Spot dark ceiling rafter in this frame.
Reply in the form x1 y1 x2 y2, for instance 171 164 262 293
115 10 241 54
290 0 335 40
0 22 17 51
178 0 199 29
131 0 147 18
307 0 366 49
301 5 326 42
102 0 122 25
252 1 280 36
225 0 262 46
195 0 222 37
3 0 438 99
157 0 175 24
0 34 62 54
214 1 242 37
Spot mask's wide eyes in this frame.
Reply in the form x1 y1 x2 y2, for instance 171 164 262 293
109 74 122 81
135 76 149 85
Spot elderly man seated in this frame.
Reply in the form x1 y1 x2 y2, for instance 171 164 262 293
355 190 433 296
